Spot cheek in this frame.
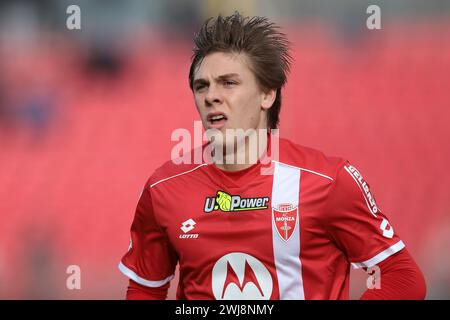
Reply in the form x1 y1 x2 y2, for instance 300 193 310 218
242 93 262 117
233 88 260 112
234 101 261 128
194 96 205 114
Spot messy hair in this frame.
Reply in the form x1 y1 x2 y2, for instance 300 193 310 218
189 12 292 129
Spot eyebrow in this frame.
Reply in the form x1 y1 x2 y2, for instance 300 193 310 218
193 73 241 87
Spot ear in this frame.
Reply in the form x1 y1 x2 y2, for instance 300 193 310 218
261 89 277 110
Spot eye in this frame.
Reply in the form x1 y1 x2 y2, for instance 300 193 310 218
194 84 206 92
223 80 236 87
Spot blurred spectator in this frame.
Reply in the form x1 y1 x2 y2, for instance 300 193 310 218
0 0 448 300
84 45 125 82
21 223 59 299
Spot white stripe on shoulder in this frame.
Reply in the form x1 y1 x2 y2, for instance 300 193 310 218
351 240 405 269
150 163 208 188
344 165 378 218
271 160 334 181
118 261 174 287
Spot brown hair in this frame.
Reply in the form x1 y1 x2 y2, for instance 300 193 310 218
189 12 292 129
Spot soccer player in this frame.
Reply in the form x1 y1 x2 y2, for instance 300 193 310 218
119 13 426 300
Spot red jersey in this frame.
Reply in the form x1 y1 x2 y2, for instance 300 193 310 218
119 135 405 299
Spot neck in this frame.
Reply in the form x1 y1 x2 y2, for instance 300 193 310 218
213 129 268 172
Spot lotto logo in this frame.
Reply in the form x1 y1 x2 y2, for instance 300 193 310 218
180 219 199 239
180 219 196 233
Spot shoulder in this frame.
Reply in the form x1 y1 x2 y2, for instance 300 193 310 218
277 137 346 182
145 147 208 189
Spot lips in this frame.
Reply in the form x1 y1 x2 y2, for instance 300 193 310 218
207 112 227 122
207 112 228 129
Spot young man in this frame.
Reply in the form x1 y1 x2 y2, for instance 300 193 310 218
119 13 426 300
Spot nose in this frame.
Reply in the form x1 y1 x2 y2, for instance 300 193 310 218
205 84 222 107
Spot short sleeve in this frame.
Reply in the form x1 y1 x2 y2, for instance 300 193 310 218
324 161 405 269
119 184 178 287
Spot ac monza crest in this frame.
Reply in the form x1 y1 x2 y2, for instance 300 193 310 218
272 203 298 242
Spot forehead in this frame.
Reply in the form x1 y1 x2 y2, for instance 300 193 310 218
194 51 254 80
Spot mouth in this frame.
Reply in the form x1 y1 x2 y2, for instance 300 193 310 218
207 112 228 129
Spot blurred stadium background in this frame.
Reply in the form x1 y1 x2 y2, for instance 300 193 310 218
0 0 449 299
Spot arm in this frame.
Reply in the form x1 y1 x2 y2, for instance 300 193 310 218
119 183 178 300
323 161 426 300
361 248 426 300
126 279 170 300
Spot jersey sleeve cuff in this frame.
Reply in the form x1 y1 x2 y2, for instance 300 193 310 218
118 261 174 287
350 240 405 269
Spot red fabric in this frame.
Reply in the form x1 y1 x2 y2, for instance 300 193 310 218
126 279 169 300
126 248 427 300
360 249 426 300
120 135 422 299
